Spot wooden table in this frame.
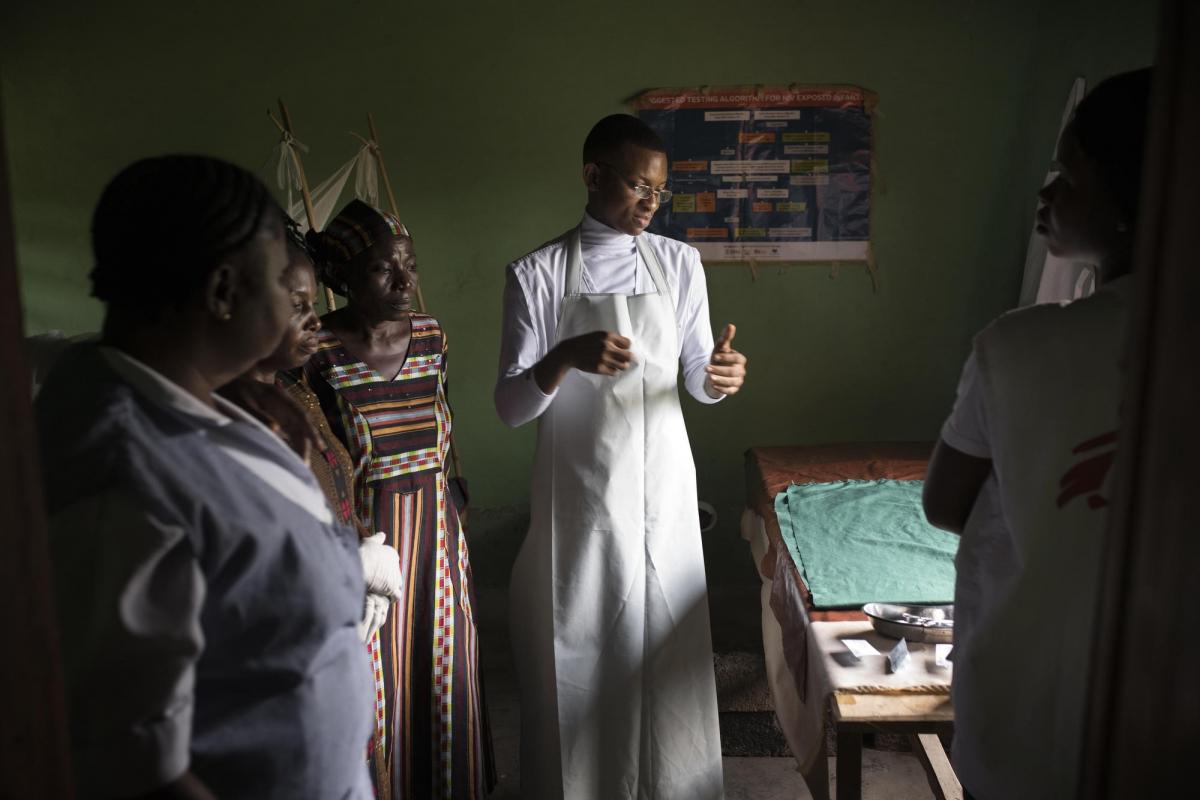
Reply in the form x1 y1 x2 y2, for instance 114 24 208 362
829 687 957 800
799 621 958 800
741 444 961 800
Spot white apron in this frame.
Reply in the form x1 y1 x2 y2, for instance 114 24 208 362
510 228 725 800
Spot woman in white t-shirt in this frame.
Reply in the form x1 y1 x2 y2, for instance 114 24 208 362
922 68 1153 800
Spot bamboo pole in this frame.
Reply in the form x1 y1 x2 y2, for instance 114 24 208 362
360 113 465 487
268 99 338 313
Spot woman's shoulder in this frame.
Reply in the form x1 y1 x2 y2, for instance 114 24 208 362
409 312 445 334
409 313 448 351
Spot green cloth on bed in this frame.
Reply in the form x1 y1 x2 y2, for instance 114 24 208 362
773 479 958 609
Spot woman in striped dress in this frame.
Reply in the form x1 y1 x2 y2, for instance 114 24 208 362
305 200 493 800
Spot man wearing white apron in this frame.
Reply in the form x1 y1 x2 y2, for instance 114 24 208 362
495 114 747 799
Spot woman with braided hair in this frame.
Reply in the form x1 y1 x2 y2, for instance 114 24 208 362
305 199 494 800
231 218 403 797
37 155 375 799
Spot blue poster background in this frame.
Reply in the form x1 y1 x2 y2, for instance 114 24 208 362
634 87 873 261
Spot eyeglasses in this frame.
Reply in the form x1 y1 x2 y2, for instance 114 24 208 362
597 162 673 204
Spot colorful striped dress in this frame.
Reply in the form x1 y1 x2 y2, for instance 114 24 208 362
304 314 492 800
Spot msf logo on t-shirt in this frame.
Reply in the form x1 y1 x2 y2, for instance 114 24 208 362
1057 430 1119 510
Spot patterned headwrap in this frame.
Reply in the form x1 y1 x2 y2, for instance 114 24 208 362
306 199 409 296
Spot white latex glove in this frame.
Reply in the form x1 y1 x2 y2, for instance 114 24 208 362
359 532 402 601
358 593 391 642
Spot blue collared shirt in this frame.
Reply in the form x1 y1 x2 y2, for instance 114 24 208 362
38 344 373 799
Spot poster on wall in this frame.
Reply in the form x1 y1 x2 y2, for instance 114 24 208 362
631 85 875 262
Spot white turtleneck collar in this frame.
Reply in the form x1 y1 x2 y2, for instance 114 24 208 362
581 211 637 248
576 212 647 294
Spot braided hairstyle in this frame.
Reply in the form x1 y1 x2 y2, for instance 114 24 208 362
90 155 282 310
283 215 318 266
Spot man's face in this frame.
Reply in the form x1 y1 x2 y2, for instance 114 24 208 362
584 143 668 236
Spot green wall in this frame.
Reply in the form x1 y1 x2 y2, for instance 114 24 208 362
2 0 1156 526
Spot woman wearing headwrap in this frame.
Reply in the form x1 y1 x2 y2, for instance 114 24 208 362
37 156 374 798
305 199 493 800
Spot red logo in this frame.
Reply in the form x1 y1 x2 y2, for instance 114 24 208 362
1056 430 1118 509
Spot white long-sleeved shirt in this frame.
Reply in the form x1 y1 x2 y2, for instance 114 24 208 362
495 213 721 427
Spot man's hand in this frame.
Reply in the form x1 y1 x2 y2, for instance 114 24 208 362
534 330 632 393
562 330 634 375
705 323 747 397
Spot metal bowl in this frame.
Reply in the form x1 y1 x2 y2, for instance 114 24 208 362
862 602 954 643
